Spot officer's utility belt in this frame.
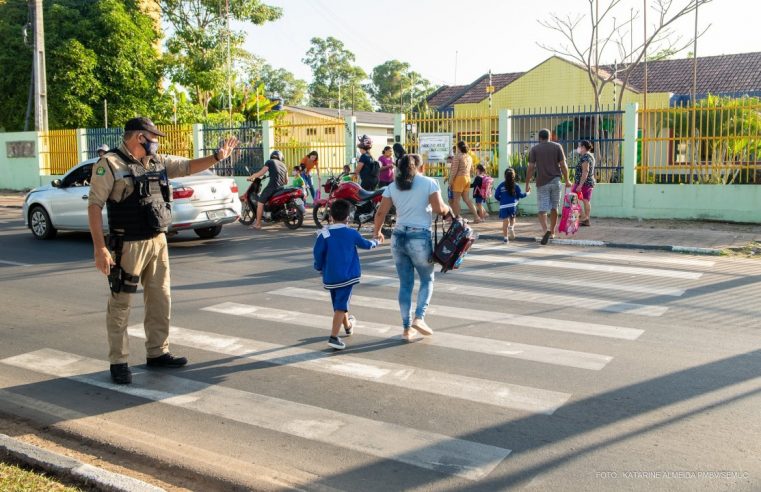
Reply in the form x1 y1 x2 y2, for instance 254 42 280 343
107 235 139 295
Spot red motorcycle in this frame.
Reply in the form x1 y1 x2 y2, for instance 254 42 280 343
239 174 305 229
312 172 395 230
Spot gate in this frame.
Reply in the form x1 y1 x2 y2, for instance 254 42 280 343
273 116 346 176
404 110 499 178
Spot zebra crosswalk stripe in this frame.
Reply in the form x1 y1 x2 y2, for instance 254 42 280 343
469 243 716 268
0 349 511 481
365 260 686 297
127 324 571 414
269 287 645 340
361 274 668 317
202 302 613 370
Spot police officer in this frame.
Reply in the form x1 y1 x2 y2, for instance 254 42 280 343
248 150 288 229
87 117 238 384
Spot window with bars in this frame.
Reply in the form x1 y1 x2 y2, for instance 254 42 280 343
307 128 317 136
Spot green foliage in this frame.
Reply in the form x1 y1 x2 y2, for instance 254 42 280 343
668 95 761 184
0 0 34 131
247 57 308 106
302 37 372 111
0 0 163 130
162 0 281 116
368 60 434 113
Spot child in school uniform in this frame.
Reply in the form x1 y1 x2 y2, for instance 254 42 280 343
470 164 491 221
494 168 529 244
313 199 378 350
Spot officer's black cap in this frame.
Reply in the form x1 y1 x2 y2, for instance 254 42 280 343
124 117 166 137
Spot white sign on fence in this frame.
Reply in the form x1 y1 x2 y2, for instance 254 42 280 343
419 133 451 162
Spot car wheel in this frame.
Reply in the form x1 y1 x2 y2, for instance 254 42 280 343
312 204 330 228
239 200 255 225
194 225 223 239
29 205 57 240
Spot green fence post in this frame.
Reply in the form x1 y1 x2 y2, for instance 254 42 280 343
192 123 204 159
498 109 511 177
262 120 274 164
394 113 406 146
622 103 639 216
76 128 88 162
344 115 357 166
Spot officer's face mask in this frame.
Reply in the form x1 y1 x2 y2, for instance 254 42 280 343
140 134 160 156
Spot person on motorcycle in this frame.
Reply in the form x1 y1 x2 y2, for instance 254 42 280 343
248 150 288 229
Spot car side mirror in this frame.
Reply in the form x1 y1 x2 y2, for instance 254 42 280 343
51 179 62 188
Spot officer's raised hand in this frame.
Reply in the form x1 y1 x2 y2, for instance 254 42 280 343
95 247 116 275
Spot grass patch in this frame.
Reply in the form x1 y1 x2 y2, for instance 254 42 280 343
0 461 81 491
725 241 761 258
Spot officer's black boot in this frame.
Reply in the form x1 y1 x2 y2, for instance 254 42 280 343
110 363 132 385
146 353 188 368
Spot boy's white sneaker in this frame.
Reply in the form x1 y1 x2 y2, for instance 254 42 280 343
344 315 356 336
508 228 516 240
411 318 433 336
503 237 509 244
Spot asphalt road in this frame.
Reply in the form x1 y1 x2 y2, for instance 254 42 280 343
1 208 760 491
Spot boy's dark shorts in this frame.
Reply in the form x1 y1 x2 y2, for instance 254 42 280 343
330 285 354 312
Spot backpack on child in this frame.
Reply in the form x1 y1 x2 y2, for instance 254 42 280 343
558 190 582 236
478 175 494 199
432 215 476 273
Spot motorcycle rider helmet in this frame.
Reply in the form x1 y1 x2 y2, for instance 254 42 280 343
357 134 373 150
270 150 284 161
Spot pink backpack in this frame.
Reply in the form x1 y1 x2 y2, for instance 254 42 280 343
559 191 582 235
478 175 493 198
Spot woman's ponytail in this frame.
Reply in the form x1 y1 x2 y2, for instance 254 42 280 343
395 153 419 191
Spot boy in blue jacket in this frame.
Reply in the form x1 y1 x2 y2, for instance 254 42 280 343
313 199 378 350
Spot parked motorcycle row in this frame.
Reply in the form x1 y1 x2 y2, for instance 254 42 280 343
238 170 396 232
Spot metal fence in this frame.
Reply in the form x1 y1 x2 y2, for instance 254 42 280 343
201 122 262 176
85 127 124 159
638 97 761 184
509 106 624 184
39 129 78 175
274 116 346 176
404 110 499 178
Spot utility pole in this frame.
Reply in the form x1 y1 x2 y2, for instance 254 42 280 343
104 99 108 128
225 0 233 125
31 0 48 132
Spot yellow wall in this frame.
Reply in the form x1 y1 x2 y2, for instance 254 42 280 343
454 57 671 115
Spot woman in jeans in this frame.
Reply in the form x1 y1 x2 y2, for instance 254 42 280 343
372 154 452 341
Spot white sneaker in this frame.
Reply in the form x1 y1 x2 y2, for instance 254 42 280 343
412 318 433 336
508 228 516 240
402 328 417 342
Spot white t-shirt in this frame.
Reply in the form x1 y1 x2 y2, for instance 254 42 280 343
382 175 440 228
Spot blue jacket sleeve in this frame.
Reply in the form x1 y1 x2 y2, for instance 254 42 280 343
353 230 378 250
313 235 326 271
494 182 504 201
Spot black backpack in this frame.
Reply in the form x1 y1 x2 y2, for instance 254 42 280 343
432 215 476 273
360 156 380 181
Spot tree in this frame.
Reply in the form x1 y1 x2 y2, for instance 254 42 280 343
0 0 162 130
538 0 712 113
247 58 308 106
368 60 434 113
161 0 282 116
302 37 372 111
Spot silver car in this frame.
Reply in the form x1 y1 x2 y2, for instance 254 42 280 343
23 158 242 240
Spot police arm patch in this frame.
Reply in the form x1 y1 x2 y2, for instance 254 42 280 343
96 166 106 176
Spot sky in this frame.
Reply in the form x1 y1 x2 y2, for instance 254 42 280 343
235 0 760 88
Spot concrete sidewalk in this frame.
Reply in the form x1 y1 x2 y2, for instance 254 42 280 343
467 214 761 253
2 191 759 253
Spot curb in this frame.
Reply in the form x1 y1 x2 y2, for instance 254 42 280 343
0 433 164 492
476 233 725 256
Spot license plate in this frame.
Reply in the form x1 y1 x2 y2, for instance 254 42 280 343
207 209 228 220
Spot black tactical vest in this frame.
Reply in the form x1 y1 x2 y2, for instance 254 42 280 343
106 151 172 241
